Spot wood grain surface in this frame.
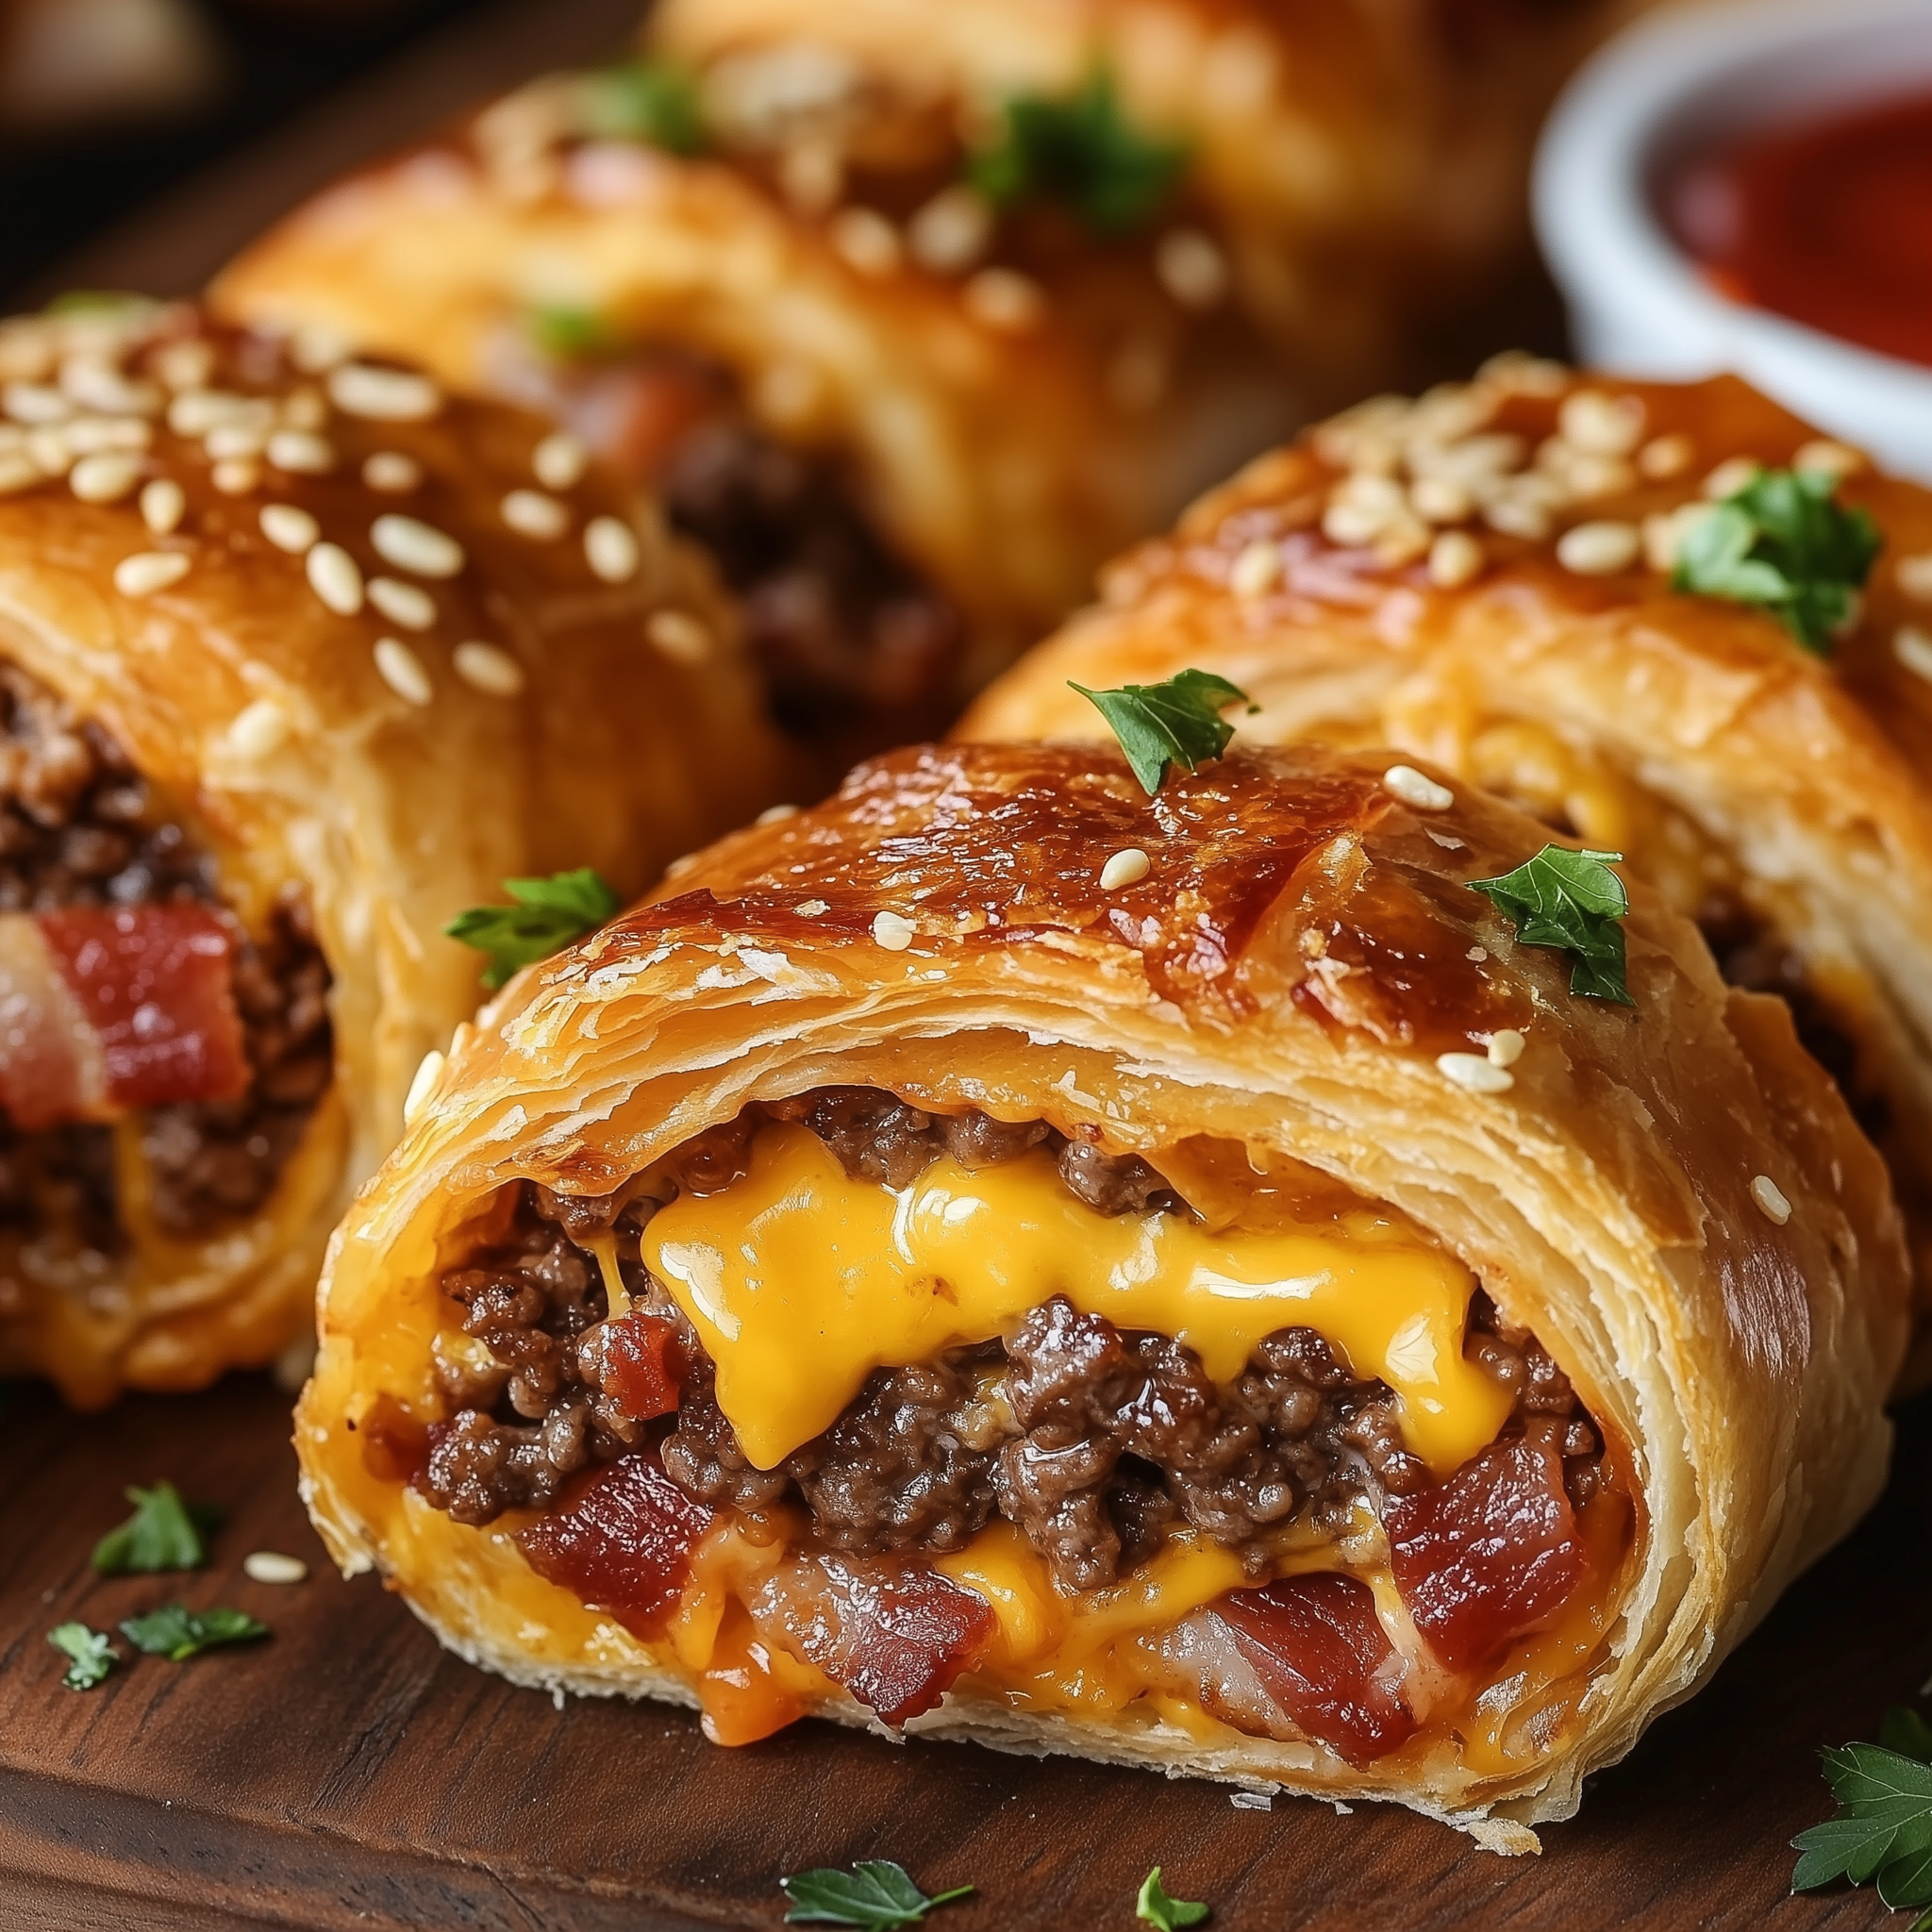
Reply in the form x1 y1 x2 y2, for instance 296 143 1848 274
0 1372 1915 1931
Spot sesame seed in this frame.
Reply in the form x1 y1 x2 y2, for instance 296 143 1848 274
206 422 267 460
152 340 213 391
1382 763 1454 810
280 387 328 431
374 636 433 706
306 541 363 615
1703 456 1761 500
167 390 249 437
795 898 829 917
452 641 525 695
68 451 141 503
1155 227 1228 310
291 322 353 375
226 698 290 758
259 503 319 554
1894 625 1932 684
27 427 72 475
113 551 191 597
1487 1028 1524 1068
403 1048 445 1124
212 458 260 495
1794 438 1863 480
327 362 441 422
1437 1051 1514 1093
5 381 68 425
501 489 569 540
1227 540 1282 599
647 609 711 664
1556 520 1641 575
829 206 902 277
66 415 150 455
61 360 159 418
1557 390 1643 458
1750 1174 1792 1224
372 513 464 578
1638 432 1694 479
362 450 422 493
242 1552 308 1586
1099 846 1151 890
1323 499 1389 547
757 803 799 824
1483 491 1553 542
139 477 184 534
267 429 334 475
585 515 640 583
368 575 434 630
1898 553 1932 602
1427 529 1484 588
963 268 1045 333
872 909 916 951
907 184 991 275
533 429 587 491
1409 475 1474 525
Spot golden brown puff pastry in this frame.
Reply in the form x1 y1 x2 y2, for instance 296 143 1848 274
961 359 1932 1374
297 740 1906 1833
0 297 791 1407
208 0 1638 749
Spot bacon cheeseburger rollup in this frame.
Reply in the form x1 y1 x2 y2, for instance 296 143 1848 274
0 298 786 1406
300 740 1905 1828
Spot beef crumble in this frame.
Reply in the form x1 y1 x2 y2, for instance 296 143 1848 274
0 660 334 1245
421 1091 1607 1595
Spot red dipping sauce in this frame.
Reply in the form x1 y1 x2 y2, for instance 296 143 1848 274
1667 90 1932 370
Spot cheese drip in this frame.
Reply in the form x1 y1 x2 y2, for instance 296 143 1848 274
643 1124 1513 1474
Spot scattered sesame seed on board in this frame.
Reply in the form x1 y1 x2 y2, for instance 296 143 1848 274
242 1552 308 1586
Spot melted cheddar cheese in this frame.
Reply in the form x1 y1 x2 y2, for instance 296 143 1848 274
641 1123 1512 1474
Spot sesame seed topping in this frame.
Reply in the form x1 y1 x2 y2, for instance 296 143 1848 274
113 551 190 597
1556 519 1641 575
403 1047 445 1124
1382 764 1453 810
1750 1174 1792 1224
585 515 640 583
757 803 800 824
1155 227 1228 310
1557 390 1644 458
1409 475 1474 524
28 427 72 475
206 422 267 460
501 488 569 540
1466 945 1488 962
963 268 1045 333
267 428 334 475
664 852 699 879
830 206 903 277
367 575 434 631
1099 847 1151 890
452 640 525 695
1437 1051 1514 1093
226 698 290 758
374 636 433 706
1228 540 1281 599
140 477 184 535
907 184 991 275
327 362 441 422
1427 529 1484 589
1794 438 1864 479
242 1551 308 1586
5 381 68 425
646 609 711 664
167 389 250 437
1894 625 1932 684
371 512 464 578
291 322 353 375
362 450 422 493
872 909 916 951
1638 432 1694 480
280 387 328 431
259 503 319 554
62 359 159 418
532 429 587 491
1487 1028 1524 1068
795 898 829 917
153 339 213 391
306 541 363 615
1703 456 1761 500
212 458 260 495
68 451 141 503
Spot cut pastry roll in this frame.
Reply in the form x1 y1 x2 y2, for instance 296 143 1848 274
962 361 1932 1368
300 741 1906 1827
0 297 789 1405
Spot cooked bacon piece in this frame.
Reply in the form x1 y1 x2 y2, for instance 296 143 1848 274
1214 1573 1417 1766
516 1450 713 1640
599 1310 685 1423
1387 1431 1590 1671
36 905 247 1111
751 1555 996 1726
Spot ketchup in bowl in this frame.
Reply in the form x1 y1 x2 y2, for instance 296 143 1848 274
1667 91 1932 371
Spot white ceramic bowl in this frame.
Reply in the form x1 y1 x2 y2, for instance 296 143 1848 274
1535 0 1932 482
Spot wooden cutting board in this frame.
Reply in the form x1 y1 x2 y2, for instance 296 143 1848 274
0 1371 1914 1931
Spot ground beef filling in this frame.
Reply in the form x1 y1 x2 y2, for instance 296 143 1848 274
0 661 333 1244
423 1091 1606 1594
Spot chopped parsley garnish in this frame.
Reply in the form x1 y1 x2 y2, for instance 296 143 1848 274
47 1621 119 1691
1071 668 1256 795
578 60 705 153
969 70 1188 236
780 1859 973 1927
1137 1867 1210 1929
445 868 621 989
92 1480 219 1575
1793 1708 1932 1918
1673 464 1881 654
524 304 626 363
120 1604 269 1661
1468 845 1633 1006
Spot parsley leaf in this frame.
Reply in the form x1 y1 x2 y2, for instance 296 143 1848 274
1468 845 1633 1006
1137 1867 1209 1929
1673 465 1881 654
780 1860 973 1927
91 1480 219 1575
445 868 621 988
578 60 705 153
524 305 626 363
47 1621 119 1690
969 70 1188 236
1793 1735 1932 1916
1071 668 1256 795
120 1604 269 1661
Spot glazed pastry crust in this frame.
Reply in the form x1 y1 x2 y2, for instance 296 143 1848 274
0 302 791 1403
299 740 1907 1827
